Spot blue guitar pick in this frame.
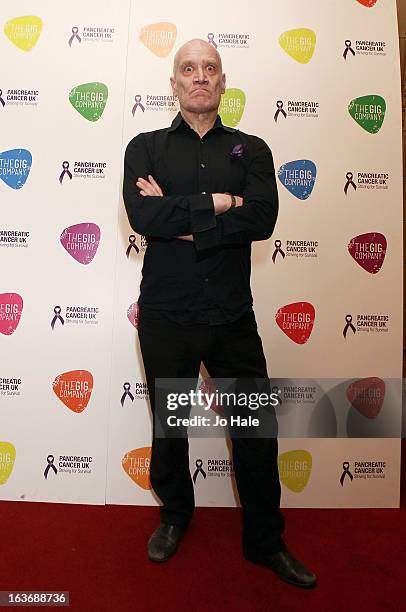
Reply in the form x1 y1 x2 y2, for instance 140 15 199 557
0 149 32 189
277 159 317 200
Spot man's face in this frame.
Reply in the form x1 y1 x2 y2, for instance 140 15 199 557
170 41 226 114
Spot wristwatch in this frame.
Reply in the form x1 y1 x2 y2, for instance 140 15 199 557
230 194 236 208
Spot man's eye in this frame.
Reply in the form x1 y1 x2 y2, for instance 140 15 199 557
184 66 193 73
207 65 216 72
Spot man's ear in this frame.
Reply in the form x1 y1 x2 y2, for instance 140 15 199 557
170 76 177 97
221 73 226 94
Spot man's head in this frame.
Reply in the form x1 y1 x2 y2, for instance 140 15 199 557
170 39 226 115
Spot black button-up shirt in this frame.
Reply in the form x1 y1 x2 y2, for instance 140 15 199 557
123 112 278 325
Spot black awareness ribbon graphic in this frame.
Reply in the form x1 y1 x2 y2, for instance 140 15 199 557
44 455 58 479
343 40 355 60
272 240 285 263
274 101 287 123
344 172 357 195
51 306 64 330
343 315 356 338
126 235 140 258
59 161 72 184
207 33 218 48
340 461 354 486
69 26 82 47
0 89 5 107
121 382 135 406
193 459 207 483
132 95 145 115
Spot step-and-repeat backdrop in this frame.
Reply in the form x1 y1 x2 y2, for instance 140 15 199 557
1 0 403 508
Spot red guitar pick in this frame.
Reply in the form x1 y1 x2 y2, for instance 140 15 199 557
127 302 139 328
348 232 386 274
346 377 385 419
275 302 315 344
356 0 378 7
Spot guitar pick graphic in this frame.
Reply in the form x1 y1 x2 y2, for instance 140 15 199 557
219 88 246 128
278 450 312 493
279 28 316 64
69 82 108 122
356 0 379 6
275 302 315 344
0 442 16 485
52 370 93 413
348 232 386 274
139 22 177 58
127 302 139 328
0 149 32 190
60 223 101 265
122 447 152 489
348 95 386 134
4 16 42 51
0 293 23 335
277 160 317 200
346 377 385 419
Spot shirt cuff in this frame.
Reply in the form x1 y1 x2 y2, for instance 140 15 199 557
189 194 216 233
193 225 220 252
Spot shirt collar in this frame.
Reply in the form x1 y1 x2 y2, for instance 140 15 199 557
168 111 236 134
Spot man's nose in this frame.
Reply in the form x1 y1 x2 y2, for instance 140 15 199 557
194 67 208 83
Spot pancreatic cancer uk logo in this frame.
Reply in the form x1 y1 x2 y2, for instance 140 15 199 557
60 223 101 265
69 83 108 122
0 149 32 189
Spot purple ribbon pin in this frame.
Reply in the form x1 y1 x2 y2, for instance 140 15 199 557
274 101 287 122
272 240 285 263
69 26 82 47
132 95 145 115
343 40 355 60
51 306 65 330
59 161 73 184
231 144 245 159
344 172 357 195
207 33 217 48
343 315 356 338
0 90 5 108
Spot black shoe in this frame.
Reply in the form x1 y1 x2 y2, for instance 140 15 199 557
147 523 187 563
245 550 317 588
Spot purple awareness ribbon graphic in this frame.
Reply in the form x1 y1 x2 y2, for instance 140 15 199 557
51 306 65 330
59 161 73 184
343 40 355 60
132 95 145 115
126 235 140 258
274 101 287 122
192 459 207 483
0 90 5 107
121 382 135 406
207 33 217 48
44 455 58 479
343 315 356 338
272 240 285 263
344 172 357 195
68 26 82 47
340 461 353 486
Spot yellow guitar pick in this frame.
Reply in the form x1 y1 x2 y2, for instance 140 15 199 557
4 15 42 51
278 449 312 492
0 442 16 485
279 28 316 64
139 22 177 58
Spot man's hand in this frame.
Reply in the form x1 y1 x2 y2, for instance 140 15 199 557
136 175 163 197
213 193 243 215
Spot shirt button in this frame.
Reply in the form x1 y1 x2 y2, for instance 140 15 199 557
201 191 206 194
204 278 209 282
200 163 205 168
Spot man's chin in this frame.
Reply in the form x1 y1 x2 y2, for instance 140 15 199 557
182 102 219 114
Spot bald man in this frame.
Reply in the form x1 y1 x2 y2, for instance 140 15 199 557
123 39 316 588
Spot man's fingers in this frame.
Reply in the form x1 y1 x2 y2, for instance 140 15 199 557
148 174 163 196
235 196 243 207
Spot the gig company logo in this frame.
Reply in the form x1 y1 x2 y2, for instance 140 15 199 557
279 28 316 64
126 235 147 257
219 88 245 128
277 160 317 200
69 82 108 122
206 31 250 49
122 447 152 489
278 450 312 493
192 457 234 485
0 149 32 190
44 454 93 478
68 25 115 46
50 305 100 329
127 302 139 329
272 239 318 263
346 377 385 419
60 222 101 265
339 458 386 486
131 93 177 115
52 369 93 414
3 16 42 51
274 99 319 122
0 293 23 335
275 302 315 344
344 170 389 194
356 0 379 7
348 95 386 134
0 88 39 107
342 313 389 337
347 232 386 274
343 39 386 60
0 441 16 485
139 22 177 58
0 229 30 249
120 380 149 406
59 160 107 183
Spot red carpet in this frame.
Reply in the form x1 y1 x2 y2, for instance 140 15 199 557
1 445 405 612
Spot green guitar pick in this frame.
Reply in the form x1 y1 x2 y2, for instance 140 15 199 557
348 95 386 134
219 88 246 128
69 82 108 122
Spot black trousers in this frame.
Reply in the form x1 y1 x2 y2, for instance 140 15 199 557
137 306 286 556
